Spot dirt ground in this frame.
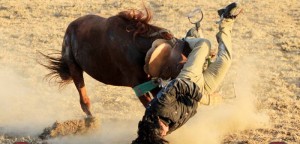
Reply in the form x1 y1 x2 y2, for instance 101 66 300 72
0 0 299 144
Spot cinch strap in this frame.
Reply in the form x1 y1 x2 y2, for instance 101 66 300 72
133 80 159 97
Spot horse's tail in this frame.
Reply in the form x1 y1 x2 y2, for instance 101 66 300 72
38 34 72 87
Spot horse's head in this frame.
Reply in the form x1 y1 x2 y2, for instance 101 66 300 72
117 7 189 80
117 7 175 49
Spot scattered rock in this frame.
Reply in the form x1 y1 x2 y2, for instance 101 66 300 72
39 117 99 140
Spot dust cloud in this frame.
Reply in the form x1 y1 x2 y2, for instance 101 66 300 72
168 57 270 144
0 57 270 144
47 120 140 144
0 67 76 136
0 57 270 143
0 67 142 143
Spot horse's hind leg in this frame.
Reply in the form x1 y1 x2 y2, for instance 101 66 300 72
69 63 92 116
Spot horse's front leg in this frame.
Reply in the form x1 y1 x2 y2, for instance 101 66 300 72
69 64 92 116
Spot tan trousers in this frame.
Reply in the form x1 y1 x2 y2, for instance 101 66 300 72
178 18 235 104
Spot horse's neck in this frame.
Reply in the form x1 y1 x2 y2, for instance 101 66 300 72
134 37 156 54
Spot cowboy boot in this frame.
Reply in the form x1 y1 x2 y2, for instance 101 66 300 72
218 2 242 19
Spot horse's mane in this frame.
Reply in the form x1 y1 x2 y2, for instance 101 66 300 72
117 7 153 38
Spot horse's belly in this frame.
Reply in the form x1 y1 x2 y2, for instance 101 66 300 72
85 67 128 86
78 55 142 87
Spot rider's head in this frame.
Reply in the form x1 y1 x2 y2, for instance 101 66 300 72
132 113 169 144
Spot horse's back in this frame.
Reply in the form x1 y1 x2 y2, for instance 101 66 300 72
67 14 107 44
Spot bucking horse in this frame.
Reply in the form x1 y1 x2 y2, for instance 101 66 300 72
40 6 195 117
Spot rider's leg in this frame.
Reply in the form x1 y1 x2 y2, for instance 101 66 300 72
202 18 234 94
178 2 240 104
202 2 242 94
177 38 211 95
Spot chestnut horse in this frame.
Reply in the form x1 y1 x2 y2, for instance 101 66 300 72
41 7 190 116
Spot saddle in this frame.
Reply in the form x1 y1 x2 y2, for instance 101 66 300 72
144 38 189 79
